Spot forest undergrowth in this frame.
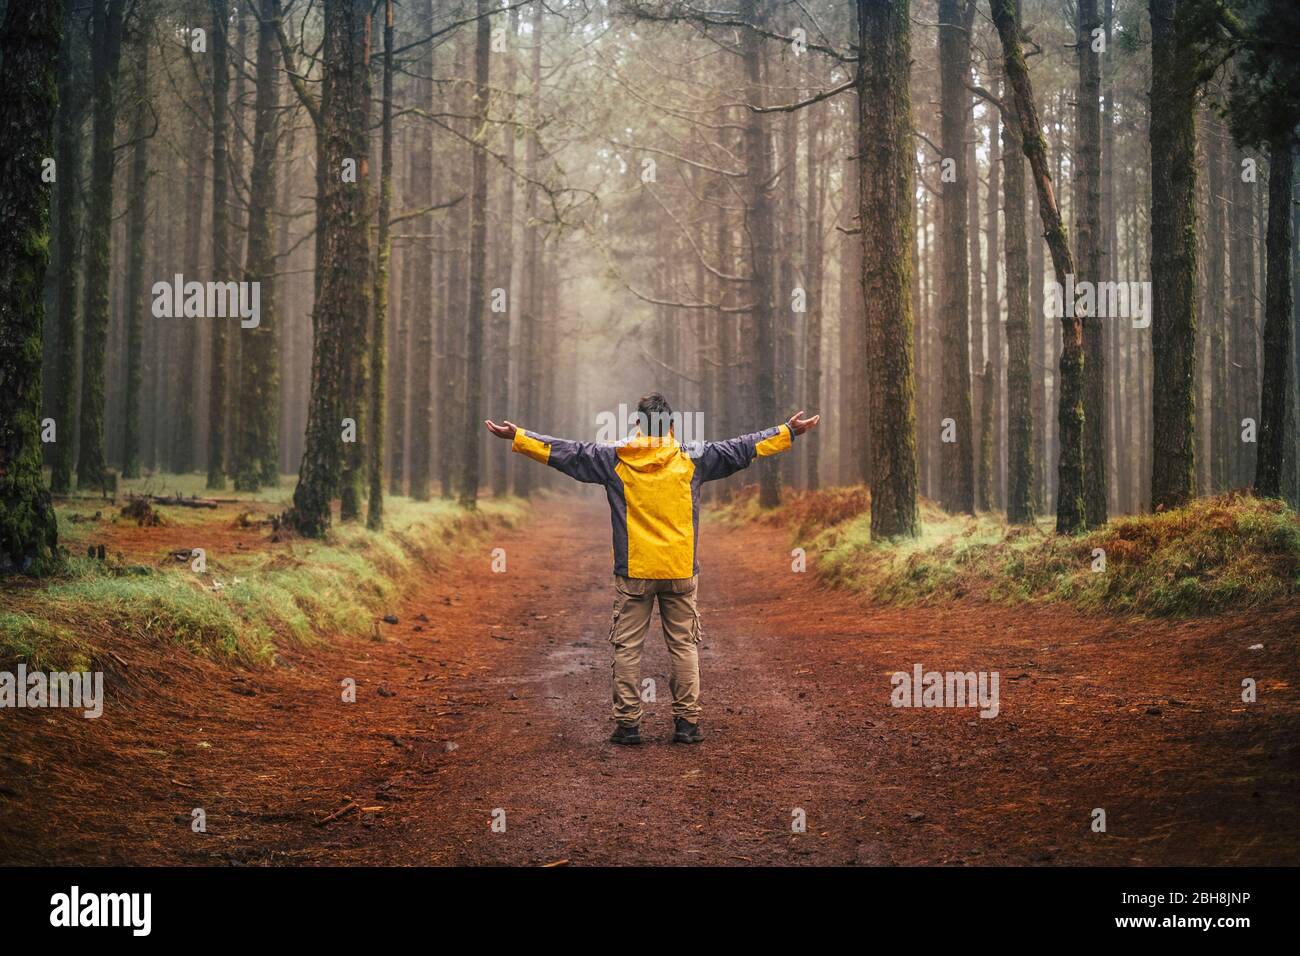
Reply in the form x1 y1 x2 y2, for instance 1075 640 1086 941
715 486 1300 617
0 473 524 670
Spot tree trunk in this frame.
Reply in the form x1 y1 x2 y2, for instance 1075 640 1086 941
913 175 925 493
174 112 206 475
75 0 126 492
388 129 411 496
740 0 780 508
1255 141 1294 496
0 0 62 574
1103 0 1123 513
1029 184 1046 512
288 0 372 537
515 0 543 497
779 100 800 488
985 73 1003 510
367 0 394 528
121 19 151 480
938 0 975 515
1002 63 1034 523
803 111 824 489
49 1 85 494
227 5 248 479
838 143 868 485
406 0 435 500
917 185 930 493
969 109 988 511
1206 112 1229 492
490 6 519 498
207 0 230 490
458 0 492 508
1290 169 1300 506
389 141 409 498
716 148 735 459
276 104 298 477
338 9 374 520
440 38 470 501
1147 0 1199 510
979 361 995 511
1230 142 1258 489
234 0 281 492
858 0 920 538
1077 0 1107 526
992 0 1085 533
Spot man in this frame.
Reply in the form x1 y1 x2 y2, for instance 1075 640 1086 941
485 393 820 745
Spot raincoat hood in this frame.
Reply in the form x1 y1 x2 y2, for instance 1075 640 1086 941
616 431 684 472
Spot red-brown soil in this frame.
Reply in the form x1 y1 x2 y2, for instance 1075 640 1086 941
1 496 1297 865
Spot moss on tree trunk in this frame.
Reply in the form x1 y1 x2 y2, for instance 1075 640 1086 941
287 0 373 537
0 0 63 575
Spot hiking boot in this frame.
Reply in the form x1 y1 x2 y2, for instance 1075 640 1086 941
610 722 642 745
673 717 704 744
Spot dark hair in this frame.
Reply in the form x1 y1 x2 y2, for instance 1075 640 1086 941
636 392 673 437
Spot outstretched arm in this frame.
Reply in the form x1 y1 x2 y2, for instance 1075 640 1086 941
695 411 821 482
484 420 616 484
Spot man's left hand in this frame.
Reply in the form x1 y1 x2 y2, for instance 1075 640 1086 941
787 410 821 436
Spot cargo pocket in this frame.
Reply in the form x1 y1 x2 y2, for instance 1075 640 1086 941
609 576 633 645
678 576 702 643
608 593 627 645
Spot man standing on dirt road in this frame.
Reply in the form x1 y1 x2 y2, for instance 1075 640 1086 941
485 393 820 746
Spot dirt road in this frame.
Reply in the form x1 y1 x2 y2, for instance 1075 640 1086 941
2 496 1297 865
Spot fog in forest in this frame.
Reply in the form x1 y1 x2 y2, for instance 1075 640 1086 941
1 0 1295 553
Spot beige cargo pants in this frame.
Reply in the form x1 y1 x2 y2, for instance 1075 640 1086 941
608 574 702 726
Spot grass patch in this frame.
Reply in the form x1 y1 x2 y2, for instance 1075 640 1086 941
718 486 1300 617
0 610 92 673
2 488 526 669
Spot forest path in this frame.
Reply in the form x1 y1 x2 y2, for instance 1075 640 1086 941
3 496 1297 865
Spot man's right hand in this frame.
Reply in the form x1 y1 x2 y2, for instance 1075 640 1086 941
485 420 518 440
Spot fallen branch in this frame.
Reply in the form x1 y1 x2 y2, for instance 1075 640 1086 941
149 494 220 510
316 801 360 826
